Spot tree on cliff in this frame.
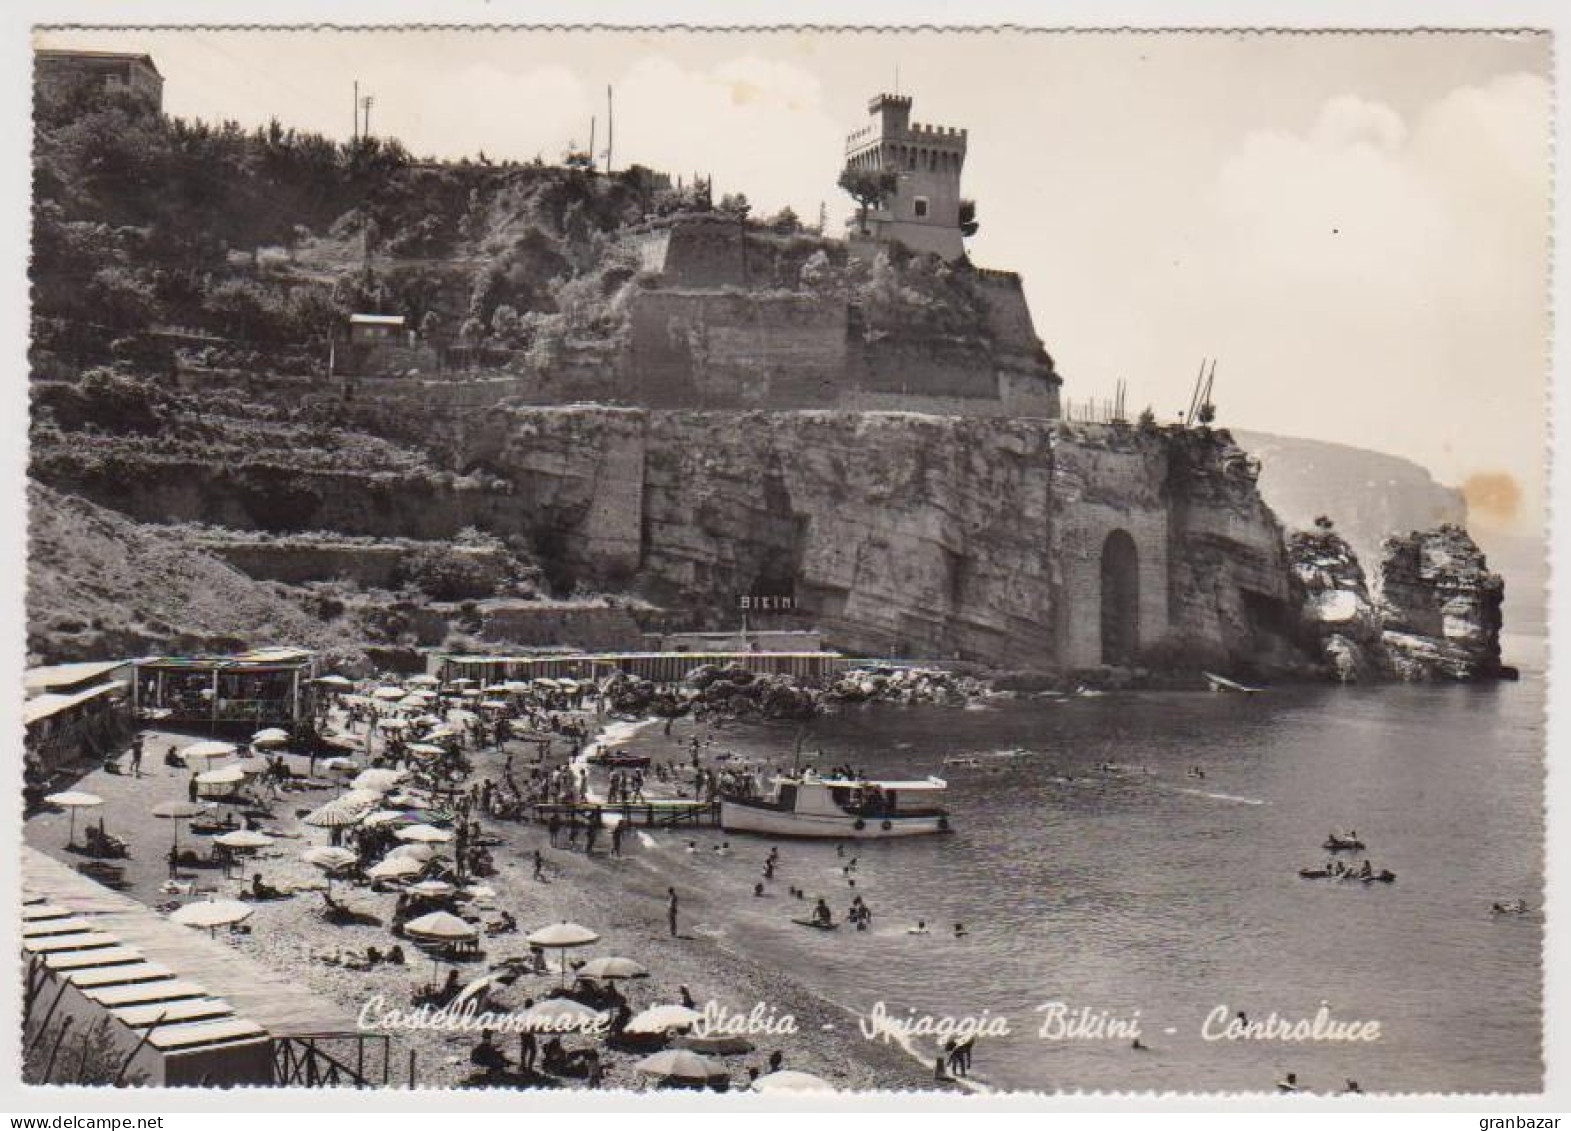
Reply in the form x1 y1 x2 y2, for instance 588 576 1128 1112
959 199 979 238
838 167 897 234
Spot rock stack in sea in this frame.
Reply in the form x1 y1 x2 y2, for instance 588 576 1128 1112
1288 521 1386 682
1378 524 1507 681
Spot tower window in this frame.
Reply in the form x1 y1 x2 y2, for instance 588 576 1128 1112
914 197 929 218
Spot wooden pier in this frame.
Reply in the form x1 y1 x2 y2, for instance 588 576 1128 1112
531 799 720 829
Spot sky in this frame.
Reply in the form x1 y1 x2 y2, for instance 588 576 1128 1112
34 28 1553 535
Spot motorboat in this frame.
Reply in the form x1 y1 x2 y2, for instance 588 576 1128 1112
720 772 951 839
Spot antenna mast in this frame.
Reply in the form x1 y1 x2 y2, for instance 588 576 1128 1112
606 85 615 173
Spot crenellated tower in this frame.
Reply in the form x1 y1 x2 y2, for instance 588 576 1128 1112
844 92 969 260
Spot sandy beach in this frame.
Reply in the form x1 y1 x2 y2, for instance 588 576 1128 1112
23 707 945 1093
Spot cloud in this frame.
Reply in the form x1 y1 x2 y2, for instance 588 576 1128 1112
1183 73 1550 530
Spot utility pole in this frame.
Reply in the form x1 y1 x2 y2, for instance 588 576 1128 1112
588 116 596 169
353 80 359 141
606 85 614 174
361 94 374 140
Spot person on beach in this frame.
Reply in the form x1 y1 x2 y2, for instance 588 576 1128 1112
611 823 624 857
668 888 680 936
129 734 144 777
469 1030 510 1078
532 849 546 881
680 985 696 1009
548 813 561 847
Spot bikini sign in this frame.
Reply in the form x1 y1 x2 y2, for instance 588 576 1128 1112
737 594 796 612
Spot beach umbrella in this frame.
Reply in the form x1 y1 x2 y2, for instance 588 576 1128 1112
377 717 412 731
578 956 649 981
196 765 246 786
679 1033 755 1056
152 799 209 854
214 829 274 850
45 791 102 846
181 741 237 766
406 743 447 758
340 789 384 811
367 855 423 881
460 689 483 699
372 686 406 701
302 845 358 895
404 910 476 941
634 1048 727 1086
322 757 359 773
360 809 407 828
526 921 601 988
525 921 600 949
407 879 456 898
517 998 606 1034
351 768 405 794
624 1004 702 1035
303 800 364 829
403 910 480 980
751 1070 834 1094
313 675 353 689
448 709 479 724
387 843 435 862
407 674 439 687
462 883 497 901
500 681 532 694
302 845 357 870
450 678 476 687
251 728 290 748
170 898 253 938
395 824 453 845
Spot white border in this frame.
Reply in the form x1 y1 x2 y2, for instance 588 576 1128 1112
0 0 1563 1115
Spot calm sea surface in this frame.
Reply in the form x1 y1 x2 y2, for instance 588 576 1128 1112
642 637 1545 1093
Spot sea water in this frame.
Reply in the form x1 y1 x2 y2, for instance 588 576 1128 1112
640 638 1544 1093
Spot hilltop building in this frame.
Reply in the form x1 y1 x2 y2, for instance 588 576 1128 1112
844 93 968 260
35 48 164 111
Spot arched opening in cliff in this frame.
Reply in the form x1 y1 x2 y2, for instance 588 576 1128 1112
1100 529 1140 665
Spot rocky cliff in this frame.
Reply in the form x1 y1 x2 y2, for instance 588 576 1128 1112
31 380 1313 674
1287 521 1508 681
1380 525 1506 680
1288 523 1385 681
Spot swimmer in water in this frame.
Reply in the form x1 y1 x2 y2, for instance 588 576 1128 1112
753 882 765 897
908 920 929 935
954 922 967 939
685 840 697 854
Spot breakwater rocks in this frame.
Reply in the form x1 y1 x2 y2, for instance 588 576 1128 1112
1289 521 1509 682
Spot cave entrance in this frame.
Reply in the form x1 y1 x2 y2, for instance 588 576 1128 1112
1100 529 1140 666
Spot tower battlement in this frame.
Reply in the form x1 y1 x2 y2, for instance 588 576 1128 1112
843 92 968 261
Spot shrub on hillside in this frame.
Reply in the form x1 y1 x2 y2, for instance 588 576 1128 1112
400 545 495 602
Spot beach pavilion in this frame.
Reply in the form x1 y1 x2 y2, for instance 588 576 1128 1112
132 648 317 728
